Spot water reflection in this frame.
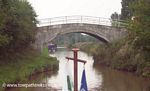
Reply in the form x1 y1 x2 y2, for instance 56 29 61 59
5 49 150 91
47 50 103 90
93 64 150 91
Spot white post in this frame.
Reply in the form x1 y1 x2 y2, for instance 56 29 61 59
65 16 67 24
50 18 51 25
81 16 82 23
99 17 101 25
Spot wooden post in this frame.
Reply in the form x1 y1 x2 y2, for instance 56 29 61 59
72 48 79 91
66 48 86 91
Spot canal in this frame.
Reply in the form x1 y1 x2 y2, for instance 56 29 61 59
6 49 150 91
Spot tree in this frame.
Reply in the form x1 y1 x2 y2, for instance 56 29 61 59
53 33 98 47
0 0 11 47
111 12 121 26
129 0 150 51
0 0 37 55
121 0 136 20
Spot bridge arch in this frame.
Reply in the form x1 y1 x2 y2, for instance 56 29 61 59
48 24 110 43
35 16 127 51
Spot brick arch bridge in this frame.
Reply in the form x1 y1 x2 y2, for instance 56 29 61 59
34 16 128 51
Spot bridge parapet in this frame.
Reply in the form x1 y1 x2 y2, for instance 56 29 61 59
35 16 128 52
37 15 127 27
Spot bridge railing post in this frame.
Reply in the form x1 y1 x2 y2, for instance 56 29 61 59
65 16 67 24
49 18 51 25
81 16 82 23
99 17 101 25
38 15 127 27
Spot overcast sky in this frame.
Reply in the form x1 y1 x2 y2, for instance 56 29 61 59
27 0 122 19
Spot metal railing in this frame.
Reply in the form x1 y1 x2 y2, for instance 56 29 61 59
37 15 127 27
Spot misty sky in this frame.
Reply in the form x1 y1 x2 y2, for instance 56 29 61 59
27 0 122 19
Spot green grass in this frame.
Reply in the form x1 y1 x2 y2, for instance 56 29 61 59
0 48 59 90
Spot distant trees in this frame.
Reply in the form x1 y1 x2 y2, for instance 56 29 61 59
53 33 98 47
0 0 37 56
111 0 136 26
111 12 120 20
111 12 121 26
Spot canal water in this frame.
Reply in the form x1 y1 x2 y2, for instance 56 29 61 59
6 49 150 91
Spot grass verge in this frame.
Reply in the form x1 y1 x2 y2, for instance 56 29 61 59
0 48 59 90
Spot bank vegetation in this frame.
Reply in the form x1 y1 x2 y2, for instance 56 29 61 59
0 1 59 90
80 0 150 77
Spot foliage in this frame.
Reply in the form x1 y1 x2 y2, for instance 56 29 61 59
80 0 150 77
121 0 136 20
0 0 37 56
53 33 98 47
111 12 121 27
80 41 150 77
111 12 120 20
129 0 150 52
0 48 58 91
80 42 101 55
0 34 10 46
127 0 150 76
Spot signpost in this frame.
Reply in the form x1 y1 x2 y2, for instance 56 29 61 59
66 48 86 91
